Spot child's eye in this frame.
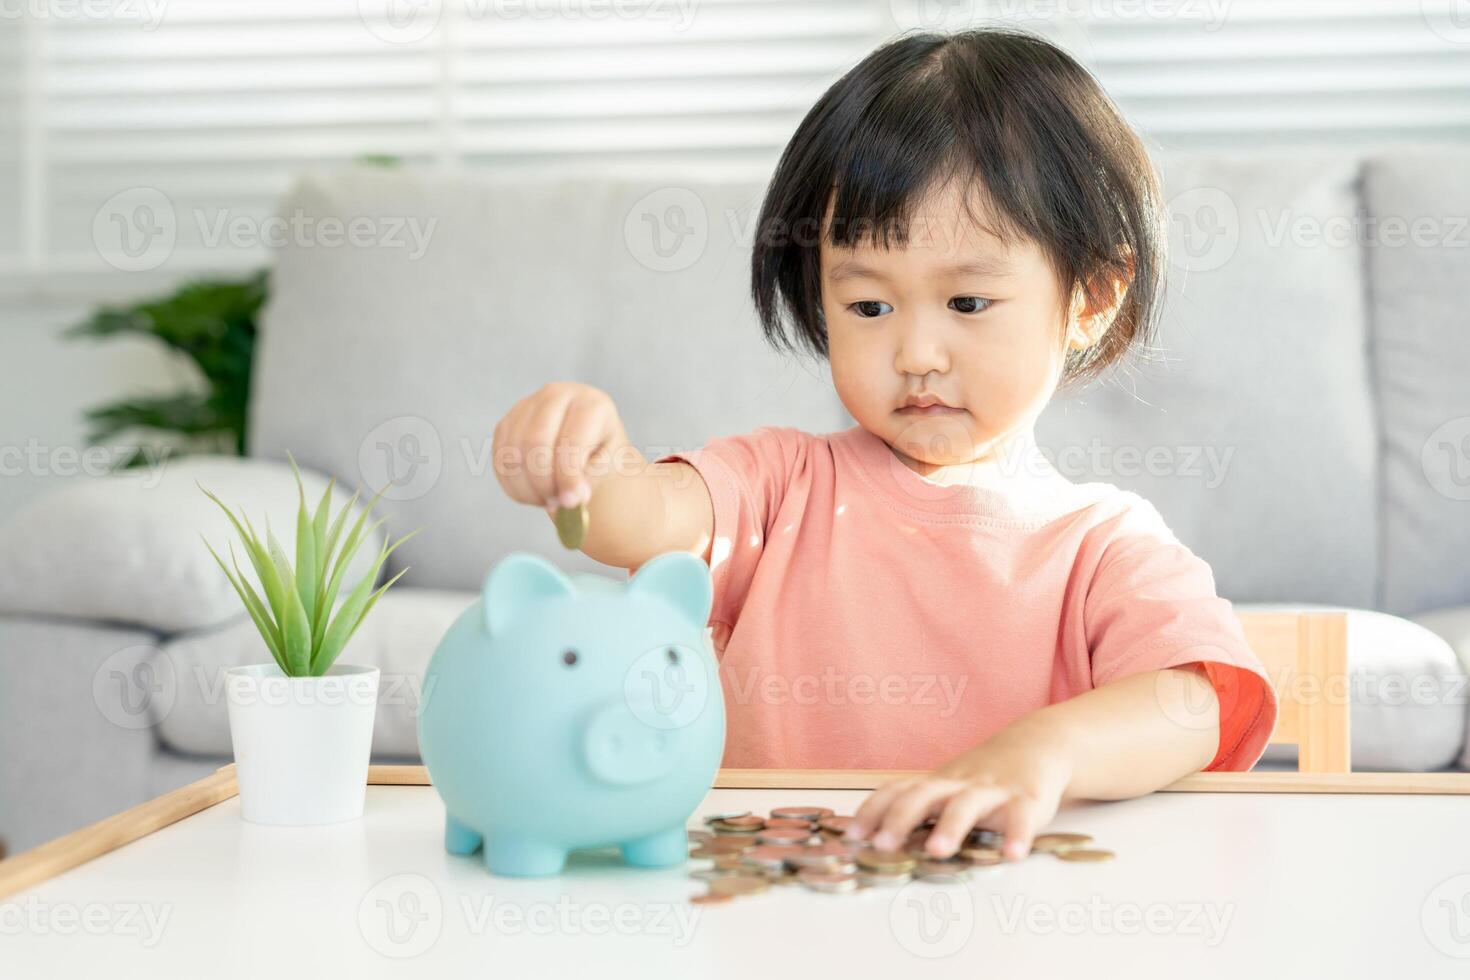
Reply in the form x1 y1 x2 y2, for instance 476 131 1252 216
949 296 992 315
849 300 892 318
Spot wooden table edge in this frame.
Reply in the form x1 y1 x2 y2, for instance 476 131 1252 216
3 764 1467 899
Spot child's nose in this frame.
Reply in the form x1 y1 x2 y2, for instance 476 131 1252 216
893 321 951 378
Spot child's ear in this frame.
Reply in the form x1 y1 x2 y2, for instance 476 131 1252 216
1067 254 1134 350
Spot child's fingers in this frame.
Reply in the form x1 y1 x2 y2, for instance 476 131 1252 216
519 390 579 507
998 794 1048 861
551 399 607 506
867 779 965 852
492 404 544 509
844 778 918 841
923 785 1012 857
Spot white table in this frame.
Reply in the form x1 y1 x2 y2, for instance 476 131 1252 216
5 782 1470 978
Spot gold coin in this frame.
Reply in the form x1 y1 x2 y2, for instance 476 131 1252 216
797 869 858 893
763 818 816 830
817 816 853 835
713 815 765 831
704 811 752 823
856 849 917 873
959 847 1003 866
1032 833 1093 853
771 806 834 821
708 874 770 897
554 503 589 549
706 837 757 854
1055 848 1115 863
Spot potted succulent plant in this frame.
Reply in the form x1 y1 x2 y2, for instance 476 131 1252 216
199 454 417 825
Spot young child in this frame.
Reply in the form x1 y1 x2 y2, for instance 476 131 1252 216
491 28 1278 863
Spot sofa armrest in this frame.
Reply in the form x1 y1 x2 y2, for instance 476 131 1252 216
0 455 386 634
1414 605 1470 675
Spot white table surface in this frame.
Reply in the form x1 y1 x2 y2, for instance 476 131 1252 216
5 784 1470 978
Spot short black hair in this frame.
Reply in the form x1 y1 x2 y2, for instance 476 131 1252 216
751 28 1166 390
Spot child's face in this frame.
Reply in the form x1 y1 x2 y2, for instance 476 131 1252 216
820 179 1106 474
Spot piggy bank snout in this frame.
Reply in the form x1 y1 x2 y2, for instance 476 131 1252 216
581 701 679 786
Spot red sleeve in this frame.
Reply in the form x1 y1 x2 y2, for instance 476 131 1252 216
1085 501 1279 772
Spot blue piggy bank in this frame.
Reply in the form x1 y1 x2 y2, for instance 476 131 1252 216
417 550 725 877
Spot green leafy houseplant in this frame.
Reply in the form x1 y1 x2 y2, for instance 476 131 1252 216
68 269 267 469
65 155 406 471
199 454 419 677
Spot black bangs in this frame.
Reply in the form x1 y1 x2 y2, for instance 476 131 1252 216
822 39 1022 253
751 27 1166 389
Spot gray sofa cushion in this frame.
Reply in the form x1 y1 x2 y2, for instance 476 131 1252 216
0 455 384 634
1363 150 1470 617
248 170 850 593
0 617 164 853
1037 153 1378 609
1412 604 1470 769
153 586 480 758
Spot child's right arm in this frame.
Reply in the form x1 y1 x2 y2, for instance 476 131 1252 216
491 381 715 570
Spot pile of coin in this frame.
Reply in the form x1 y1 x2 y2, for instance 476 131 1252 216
687 807 1113 904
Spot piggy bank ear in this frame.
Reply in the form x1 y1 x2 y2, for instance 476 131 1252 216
482 552 577 636
626 551 712 629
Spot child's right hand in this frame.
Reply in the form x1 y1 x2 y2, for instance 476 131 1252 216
492 382 632 515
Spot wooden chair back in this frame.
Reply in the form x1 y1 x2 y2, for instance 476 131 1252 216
1236 611 1350 773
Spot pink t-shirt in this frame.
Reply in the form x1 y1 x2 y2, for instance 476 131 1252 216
646 424 1277 772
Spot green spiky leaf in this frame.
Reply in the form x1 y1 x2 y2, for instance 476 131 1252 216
200 466 417 677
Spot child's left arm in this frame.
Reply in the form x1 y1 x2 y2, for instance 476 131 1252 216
843 662 1219 861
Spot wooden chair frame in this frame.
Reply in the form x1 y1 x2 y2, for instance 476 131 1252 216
1236 610 1350 773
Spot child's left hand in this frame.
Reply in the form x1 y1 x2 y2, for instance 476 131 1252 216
842 721 1074 862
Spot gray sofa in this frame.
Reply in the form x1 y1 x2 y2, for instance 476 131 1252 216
4 150 1470 854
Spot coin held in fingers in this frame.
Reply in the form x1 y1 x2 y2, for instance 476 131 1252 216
554 502 589 550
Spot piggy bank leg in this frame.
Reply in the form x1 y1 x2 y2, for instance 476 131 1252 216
444 814 483 855
620 826 688 868
483 837 569 877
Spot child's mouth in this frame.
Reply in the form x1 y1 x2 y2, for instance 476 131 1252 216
897 405 966 416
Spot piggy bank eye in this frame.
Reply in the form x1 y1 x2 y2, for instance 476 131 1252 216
665 647 680 665
561 649 579 667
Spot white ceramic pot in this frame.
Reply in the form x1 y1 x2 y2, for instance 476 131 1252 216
225 662 380 825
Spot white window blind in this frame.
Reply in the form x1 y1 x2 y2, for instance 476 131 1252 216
2 0 1467 300
1 0 887 298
